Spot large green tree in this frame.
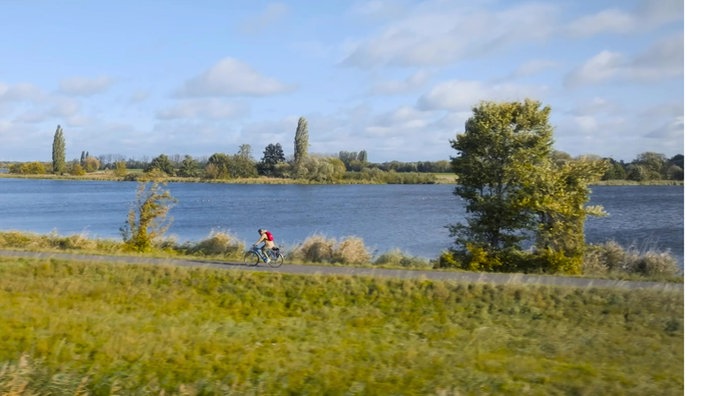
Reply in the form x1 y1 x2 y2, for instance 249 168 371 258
204 153 232 179
177 155 201 177
145 154 175 176
232 144 258 178
52 125 66 174
259 143 286 176
444 99 605 274
449 99 554 253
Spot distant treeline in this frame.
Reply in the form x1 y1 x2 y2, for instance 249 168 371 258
0 150 684 183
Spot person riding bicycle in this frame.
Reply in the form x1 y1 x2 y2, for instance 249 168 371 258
253 228 276 263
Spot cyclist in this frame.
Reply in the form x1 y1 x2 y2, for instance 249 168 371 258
253 228 276 263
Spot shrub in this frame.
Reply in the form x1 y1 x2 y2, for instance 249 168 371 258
68 162 86 176
436 250 462 269
0 231 34 248
333 237 371 265
292 235 373 265
374 249 431 269
584 241 680 278
13 162 49 174
0 231 123 253
627 250 680 277
113 161 128 177
187 231 244 257
435 244 504 271
123 172 141 181
583 240 625 274
120 180 177 252
532 248 582 275
46 232 96 250
293 234 335 263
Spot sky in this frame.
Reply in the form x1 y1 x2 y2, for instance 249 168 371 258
0 0 686 164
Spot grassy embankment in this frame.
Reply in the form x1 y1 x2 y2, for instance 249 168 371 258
0 256 683 395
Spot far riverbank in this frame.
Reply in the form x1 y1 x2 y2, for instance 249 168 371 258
0 170 684 186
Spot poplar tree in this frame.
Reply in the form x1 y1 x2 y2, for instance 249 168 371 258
52 125 66 174
293 116 309 167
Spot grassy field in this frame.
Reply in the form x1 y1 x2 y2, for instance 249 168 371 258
0 256 683 395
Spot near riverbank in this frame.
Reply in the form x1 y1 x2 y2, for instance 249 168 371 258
0 252 683 394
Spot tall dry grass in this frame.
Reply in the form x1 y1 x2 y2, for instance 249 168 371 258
583 240 681 280
290 234 372 265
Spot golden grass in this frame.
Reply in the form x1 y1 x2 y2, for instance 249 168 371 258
0 257 683 395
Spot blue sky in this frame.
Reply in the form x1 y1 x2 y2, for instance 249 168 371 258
0 0 685 163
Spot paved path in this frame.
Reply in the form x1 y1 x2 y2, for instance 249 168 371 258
0 249 682 291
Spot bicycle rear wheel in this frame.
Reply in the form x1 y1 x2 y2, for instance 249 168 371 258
267 250 284 268
243 250 260 266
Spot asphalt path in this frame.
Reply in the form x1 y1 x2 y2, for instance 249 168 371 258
0 249 682 292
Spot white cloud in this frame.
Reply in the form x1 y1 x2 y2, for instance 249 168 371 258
13 97 81 124
567 97 618 117
507 59 559 80
129 90 150 103
370 70 430 95
637 0 684 27
417 80 546 112
0 83 44 102
645 115 684 140
565 33 683 87
566 9 635 37
630 34 683 80
565 0 683 38
367 105 431 135
565 51 625 87
239 2 289 34
156 99 249 120
341 2 558 68
175 57 295 97
349 0 410 20
59 76 113 96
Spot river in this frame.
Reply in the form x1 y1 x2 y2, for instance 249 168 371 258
0 178 684 267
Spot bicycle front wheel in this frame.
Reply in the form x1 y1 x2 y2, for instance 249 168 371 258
243 250 260 266
267 251 284 268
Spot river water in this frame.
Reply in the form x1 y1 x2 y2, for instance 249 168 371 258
0 178 684 267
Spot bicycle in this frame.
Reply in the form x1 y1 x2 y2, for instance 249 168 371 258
243 245 284 268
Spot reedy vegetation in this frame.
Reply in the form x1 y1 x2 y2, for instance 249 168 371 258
0 257 683 395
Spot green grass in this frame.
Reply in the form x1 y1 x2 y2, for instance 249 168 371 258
0 257 683 395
